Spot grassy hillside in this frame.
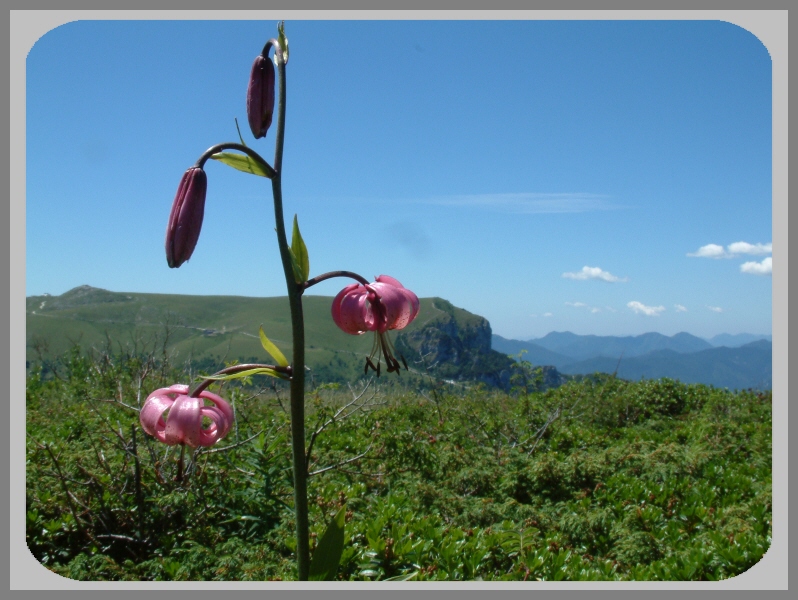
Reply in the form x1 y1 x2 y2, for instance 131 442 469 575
26 286 487 388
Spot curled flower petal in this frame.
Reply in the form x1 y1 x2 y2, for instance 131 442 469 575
371 277 420 332
331 283 370 334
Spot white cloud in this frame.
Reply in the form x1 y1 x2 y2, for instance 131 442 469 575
674 304 688 312
740 256 772 275
727 241 772 255
566 301 602 314
543 312 553 317
707 306 724 313
562 266 628 282
627 301 665 316
688 241 772 259
687 244 728 259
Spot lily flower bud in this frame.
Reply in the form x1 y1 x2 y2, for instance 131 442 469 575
165 167 207 268
247 54 275 139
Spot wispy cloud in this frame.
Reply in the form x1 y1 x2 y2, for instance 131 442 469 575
687 241 772 259
562 266 628 282
420 193 622 214
740 256 772 275
627 301 665 316
543 312 553 317
707 306 724 313
674 304 688 312
566 301 601 313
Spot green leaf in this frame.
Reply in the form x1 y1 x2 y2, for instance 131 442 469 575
290 215 309 283
259 326 289 367
308 505 346 581
201 367 289 381
210 152 274 178
277 21 289 65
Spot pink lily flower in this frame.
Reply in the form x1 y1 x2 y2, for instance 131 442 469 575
331 275 420 375
140 384 234 448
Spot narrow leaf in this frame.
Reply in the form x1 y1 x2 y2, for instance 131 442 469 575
234 118 247 146
290 215 310 283
259 326 289 367
308 505 346 581
287 248 304 285
210 152 275 178
201 367 288 381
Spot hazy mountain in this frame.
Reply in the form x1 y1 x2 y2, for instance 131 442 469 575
706 333 773 348
558 340 771 391
493 331 772 390
525 331 713 361
491 335 576 371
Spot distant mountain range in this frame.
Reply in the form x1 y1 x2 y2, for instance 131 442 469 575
492 331 772 390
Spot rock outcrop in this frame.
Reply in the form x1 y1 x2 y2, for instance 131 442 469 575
395 298 516 390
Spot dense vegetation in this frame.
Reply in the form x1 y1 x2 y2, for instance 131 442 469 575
26 345 771 581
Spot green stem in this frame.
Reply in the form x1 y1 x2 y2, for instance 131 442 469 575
270 46 310 581
302 270 370 290
195 142 276 178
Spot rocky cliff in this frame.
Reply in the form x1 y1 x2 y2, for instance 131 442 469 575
395 298 516 390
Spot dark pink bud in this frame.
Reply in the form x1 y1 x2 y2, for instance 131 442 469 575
247 55 275 139
165 167 207 268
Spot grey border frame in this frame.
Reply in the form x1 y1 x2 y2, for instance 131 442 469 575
7 4 790 598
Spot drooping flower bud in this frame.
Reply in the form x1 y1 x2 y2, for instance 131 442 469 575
247 54 275 139
165 167 207 268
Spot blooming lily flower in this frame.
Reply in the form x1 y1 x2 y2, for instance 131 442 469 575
246 54 275 139
165 167 207 268
140 384 234 448
331 275 419 375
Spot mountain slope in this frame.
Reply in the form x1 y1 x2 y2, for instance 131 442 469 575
26 286 517 388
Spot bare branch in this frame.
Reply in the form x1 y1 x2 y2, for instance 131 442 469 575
308 443 373 477
201 429 267 454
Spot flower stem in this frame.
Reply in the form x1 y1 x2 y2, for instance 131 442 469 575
188 363 291 398
302 270 371 291
195 142 276 178
270 44 311 581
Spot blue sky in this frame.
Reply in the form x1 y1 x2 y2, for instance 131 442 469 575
25 19 773 340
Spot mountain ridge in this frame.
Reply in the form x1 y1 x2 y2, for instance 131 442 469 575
26 286 771 391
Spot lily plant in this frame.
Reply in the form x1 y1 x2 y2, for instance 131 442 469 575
139 22 420 581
